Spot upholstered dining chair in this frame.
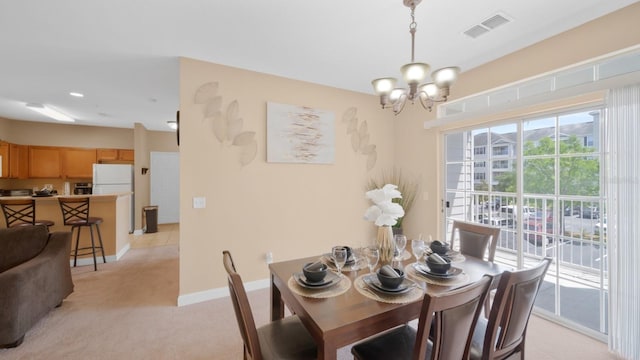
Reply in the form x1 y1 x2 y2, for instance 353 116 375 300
351 275 493 360
450 220 501 262
222 250 317 360
469 257 552 360
0 198 55 230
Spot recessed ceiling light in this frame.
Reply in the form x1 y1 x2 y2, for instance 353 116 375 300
69 92 84 97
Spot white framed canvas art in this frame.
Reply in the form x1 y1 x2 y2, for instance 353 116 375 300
267 102 335 164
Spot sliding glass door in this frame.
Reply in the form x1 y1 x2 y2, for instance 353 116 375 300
444 107 608 337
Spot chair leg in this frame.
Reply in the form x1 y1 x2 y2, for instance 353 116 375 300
73 226 82 267
89 225 98 271
95 223 106 263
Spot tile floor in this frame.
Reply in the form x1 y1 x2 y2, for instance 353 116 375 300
129 223 180 248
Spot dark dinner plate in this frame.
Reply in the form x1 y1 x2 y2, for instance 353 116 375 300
293 272 340 289
413 263 463 279
363 275 414 295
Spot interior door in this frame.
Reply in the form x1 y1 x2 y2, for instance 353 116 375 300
150 152 180 224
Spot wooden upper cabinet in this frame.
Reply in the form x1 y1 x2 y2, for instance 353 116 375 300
119 149 134 162
0 142 9 178
97 148 134 163
29 146 62 178
9 143 29 179
62 148 96 178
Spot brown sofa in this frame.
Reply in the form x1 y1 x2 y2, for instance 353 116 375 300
0 225 74 348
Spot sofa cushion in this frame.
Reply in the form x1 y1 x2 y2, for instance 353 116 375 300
0 225 49 273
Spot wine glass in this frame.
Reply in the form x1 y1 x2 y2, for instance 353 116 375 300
394 234 407 261
364 247 379 273
411 239 425 262
332 247 348 277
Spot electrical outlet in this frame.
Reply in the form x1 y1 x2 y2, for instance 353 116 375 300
265 252 273 264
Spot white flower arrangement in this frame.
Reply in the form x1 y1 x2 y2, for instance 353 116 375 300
363 184 405 226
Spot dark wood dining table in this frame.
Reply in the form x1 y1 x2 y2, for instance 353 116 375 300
269 253 506 360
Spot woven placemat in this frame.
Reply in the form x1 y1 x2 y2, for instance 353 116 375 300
287 275 351 299
353 274 424 304
404 263 470 287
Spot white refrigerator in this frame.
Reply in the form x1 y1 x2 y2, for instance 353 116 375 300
93 164 134 232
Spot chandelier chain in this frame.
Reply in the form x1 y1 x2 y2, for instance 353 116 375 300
409 6 417 63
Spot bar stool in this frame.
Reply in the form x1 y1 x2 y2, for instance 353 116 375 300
58 197 106 271
0 198 55 230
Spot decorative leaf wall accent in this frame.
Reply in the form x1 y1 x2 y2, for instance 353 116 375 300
194 82 257 166
194 82 219 104
341 107 377 171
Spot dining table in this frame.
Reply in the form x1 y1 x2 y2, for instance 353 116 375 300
269 251 506 360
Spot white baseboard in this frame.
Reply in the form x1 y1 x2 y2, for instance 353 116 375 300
177 278 270 307
69 243 130 267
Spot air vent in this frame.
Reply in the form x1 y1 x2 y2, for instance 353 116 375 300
481 14 510 29
464 25 490 39
464 12 512 39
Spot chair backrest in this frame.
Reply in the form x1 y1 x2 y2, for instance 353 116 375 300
222 250 262 360
481 257 551 360
58 197 90 225
0 198 37 227
450 220 500 262
413 275 493 360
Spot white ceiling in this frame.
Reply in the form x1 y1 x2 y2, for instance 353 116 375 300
0 0 637 132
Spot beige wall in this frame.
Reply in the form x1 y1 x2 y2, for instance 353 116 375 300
395 2 640 242
179 58 394 295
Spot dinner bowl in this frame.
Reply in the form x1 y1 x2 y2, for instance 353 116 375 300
302 262 328 283
376 267 405 289
426 255 452 274
429 240 449 255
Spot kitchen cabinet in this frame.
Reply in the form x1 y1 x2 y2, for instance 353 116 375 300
9 144 29 179
62 148 96 178
0 142 8 178
97 148 134 163
29 146 62 178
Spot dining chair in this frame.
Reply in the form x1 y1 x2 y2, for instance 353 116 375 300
450 220 501 262
351 275 493 360
58 197 105 271
468 257 552 360
1 198 55 230
222 250 317 360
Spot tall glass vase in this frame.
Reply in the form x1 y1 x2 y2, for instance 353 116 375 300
377 225 395 265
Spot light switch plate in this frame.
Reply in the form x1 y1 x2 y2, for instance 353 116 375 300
193 197 206 209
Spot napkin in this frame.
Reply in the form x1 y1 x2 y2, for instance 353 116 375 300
305 261 324 271
428 253 447 264
379 265 400 277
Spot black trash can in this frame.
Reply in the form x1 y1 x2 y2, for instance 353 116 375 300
143 206 159 233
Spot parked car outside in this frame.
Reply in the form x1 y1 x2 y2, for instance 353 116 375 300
500 205 535 225
524 211 554 246
594 217 607 236
581 206 600 219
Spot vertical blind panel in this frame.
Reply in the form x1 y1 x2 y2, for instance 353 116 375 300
606 84 640 360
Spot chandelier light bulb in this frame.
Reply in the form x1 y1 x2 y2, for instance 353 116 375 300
372 77 397 95
432 67 460 87
401 62 430 83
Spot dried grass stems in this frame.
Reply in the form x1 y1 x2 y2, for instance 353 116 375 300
367 168 419 228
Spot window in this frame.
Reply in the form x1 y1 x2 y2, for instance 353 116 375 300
444 107 607 336
474 147 486 155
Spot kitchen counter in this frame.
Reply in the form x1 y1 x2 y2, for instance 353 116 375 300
0 193 133 265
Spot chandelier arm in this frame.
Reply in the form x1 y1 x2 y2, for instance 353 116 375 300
418 93 435 112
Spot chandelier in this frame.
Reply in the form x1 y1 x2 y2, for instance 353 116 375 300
371 0 460 114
